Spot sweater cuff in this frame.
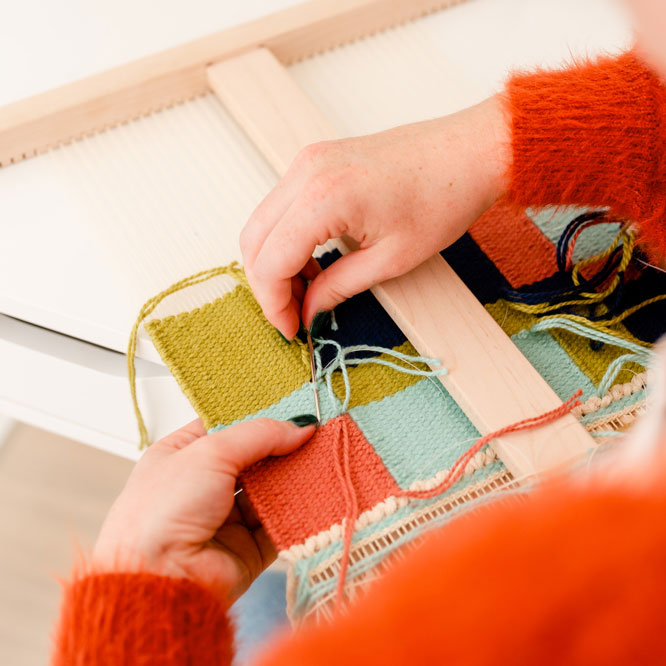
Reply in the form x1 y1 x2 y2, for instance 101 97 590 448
506 50 666 259
51 572 234 666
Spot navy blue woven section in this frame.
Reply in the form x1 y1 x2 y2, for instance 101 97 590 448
314 250 408 365
620 265 666 344
441 234 510 305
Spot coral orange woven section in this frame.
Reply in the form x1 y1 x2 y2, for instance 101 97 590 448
470 199 557 288
241 413 401 551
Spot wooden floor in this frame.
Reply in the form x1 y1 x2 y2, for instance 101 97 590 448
0 424 133 666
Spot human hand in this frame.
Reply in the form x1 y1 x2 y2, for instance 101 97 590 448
92 417 315 603
241 95 510 339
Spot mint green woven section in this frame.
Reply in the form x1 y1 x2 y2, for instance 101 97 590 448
208 383 341 434
349 378 480 488
511 328 596 400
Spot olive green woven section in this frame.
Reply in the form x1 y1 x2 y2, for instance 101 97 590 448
486 299 644 387
146 285 310 429
551 326 644 386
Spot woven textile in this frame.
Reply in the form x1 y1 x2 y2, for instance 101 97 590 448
145 202 665 620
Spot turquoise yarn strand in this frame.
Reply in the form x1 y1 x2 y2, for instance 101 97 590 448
313 339 448 413
528 317 651 396
529 317 649 355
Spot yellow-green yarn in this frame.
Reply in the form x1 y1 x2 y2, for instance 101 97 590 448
146 285 310 431
507 228 635 316
329 341 428 409
128 263 247 448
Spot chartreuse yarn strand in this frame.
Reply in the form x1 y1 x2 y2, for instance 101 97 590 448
128 263 246 448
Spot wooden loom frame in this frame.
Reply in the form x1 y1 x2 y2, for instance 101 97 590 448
0 0 594 481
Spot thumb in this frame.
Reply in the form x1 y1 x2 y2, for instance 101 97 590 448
194 418 316 477
302 243 398 326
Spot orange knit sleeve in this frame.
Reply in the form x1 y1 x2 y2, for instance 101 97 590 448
505 50 666 259
51 572 234 666
256 482 666 666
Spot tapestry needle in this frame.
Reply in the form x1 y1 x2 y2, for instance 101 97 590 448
306 329 321 424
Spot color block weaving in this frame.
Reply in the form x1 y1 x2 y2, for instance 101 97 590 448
141 202 665 620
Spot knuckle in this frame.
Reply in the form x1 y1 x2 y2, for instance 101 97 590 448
296 141 330 164
305 169 348 203
322 274 352 304
250 417 283 434
245 418 288 445
238 227 252 256
250 260 272 284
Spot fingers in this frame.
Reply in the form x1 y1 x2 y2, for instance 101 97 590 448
249 195 347 336
301 256 322 282
235 489 261 530
240 171 307 269
301 242 401 326
141 418 207 463
195 418 315 478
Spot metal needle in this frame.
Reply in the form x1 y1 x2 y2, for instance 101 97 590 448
306 329 321 424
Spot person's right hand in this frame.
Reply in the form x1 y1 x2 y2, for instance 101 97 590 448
241 95 510 339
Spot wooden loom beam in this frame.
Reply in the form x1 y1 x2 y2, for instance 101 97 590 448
0 0 464 168
207 48 594 480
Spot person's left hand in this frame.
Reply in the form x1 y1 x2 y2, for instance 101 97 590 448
92 418 315 603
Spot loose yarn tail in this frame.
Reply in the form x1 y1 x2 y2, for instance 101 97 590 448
333 417 358 608
128 263 246 448
313 338 446 609
503 212 666 339
396 389 582 502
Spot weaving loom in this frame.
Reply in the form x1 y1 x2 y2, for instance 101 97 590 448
1 0 660 621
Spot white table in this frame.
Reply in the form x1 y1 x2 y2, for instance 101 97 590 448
0 0 632 459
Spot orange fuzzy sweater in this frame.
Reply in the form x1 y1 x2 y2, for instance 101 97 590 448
52 52 666 665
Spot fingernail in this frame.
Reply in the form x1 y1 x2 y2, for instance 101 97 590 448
288 414 318 427
309 311 331 339
276 329 292 344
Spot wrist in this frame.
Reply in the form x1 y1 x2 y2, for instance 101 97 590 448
91 520 187 580
473 94 512 205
